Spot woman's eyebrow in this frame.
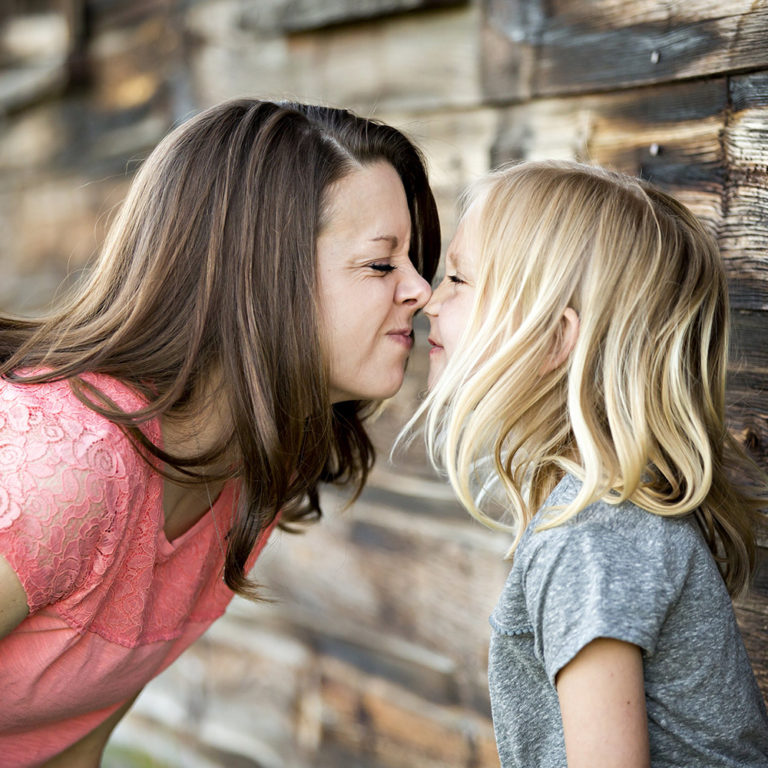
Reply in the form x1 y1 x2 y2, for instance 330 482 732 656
370 235 399 248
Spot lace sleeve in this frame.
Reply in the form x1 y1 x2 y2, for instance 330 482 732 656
0 381 137 614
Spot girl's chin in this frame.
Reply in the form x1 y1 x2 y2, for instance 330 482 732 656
427 363 444 391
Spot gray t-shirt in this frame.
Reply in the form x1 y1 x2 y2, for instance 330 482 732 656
489 474 768 767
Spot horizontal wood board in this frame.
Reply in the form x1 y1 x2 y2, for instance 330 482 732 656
482 0 768 100
241 0 469 33
2 0 768 757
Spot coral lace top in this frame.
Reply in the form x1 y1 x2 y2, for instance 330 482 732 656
0 374 275 765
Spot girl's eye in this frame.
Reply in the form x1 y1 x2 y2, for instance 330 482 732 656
370 263 397 273
448 274 465 285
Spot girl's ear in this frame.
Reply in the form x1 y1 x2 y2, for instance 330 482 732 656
542 307 580 374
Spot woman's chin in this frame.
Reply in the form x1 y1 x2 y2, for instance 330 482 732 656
330 374 405 404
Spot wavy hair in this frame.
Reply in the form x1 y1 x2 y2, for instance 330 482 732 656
414 160 762 596
0 98 440 597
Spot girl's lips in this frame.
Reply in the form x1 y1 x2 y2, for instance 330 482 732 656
428 337 443 349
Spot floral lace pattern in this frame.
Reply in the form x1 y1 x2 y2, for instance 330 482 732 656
0 374 246 646
0 374 278 759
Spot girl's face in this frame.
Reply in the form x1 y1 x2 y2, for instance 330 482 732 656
317 161 432 403
424 206 480 389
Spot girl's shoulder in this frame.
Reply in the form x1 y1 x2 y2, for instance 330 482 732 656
534 473 700 535
517 474 708 578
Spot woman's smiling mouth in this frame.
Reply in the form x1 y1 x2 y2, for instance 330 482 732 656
387 328 415 348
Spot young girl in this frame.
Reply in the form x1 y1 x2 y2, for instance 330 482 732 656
413 160 768 766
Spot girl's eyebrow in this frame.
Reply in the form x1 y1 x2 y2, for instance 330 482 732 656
446 250 462 270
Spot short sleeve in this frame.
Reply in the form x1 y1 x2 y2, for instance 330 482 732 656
520 518 679 686
0 381 134 613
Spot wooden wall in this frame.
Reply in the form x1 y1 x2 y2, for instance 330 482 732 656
1 1 766 766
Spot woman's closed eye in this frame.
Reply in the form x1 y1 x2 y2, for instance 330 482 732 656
448 273 466 285
370 262 397 274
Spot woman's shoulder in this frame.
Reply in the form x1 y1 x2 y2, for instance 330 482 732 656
0 372 157 445
0 374 162 612
0 373 159 510
1 370 148 410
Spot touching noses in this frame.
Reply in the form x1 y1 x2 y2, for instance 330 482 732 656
423 278 445 318
396 263 432 310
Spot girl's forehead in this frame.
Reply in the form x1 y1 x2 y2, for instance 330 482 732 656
445 221 480 279
445 220 467 262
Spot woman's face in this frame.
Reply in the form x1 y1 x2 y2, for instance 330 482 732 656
424 204 480 389
317 161 432 403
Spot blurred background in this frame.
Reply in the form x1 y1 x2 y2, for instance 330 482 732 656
1 1 767 766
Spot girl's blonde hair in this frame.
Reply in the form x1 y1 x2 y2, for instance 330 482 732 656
416 160 763 596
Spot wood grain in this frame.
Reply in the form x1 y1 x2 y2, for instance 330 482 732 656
188 1 482 114
736 546 768 700
728 309 768 470
254 486 510 717
491 77 727 226
492 72 768 310
242 0 468 33
721 72 768 311
482 0 768 100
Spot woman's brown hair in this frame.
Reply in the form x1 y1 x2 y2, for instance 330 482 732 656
0 98 440 596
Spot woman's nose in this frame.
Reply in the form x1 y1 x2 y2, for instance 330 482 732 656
397 263 432 310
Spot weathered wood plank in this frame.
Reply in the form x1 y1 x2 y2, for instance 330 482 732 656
0 170 132 313
728 309 768 471
492 78 727 232
482 0 768 101
319 655 499 768
737 602 768 701
0 7 71 114
188 1 483 114
736 546 768 701
118 618 316 766
242 0 468 33
720 71 768 311
730 310 768 375
381 106 498 242
84 0 175 31
492 74 768 311
254 488 510 716
727 394 768 472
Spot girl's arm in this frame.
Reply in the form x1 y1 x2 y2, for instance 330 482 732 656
0 555 29 638
556 637 651 768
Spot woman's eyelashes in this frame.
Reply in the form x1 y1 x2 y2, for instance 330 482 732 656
448 273 465 285
370 262 397 274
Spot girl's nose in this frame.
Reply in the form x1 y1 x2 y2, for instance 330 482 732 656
423 278 445 317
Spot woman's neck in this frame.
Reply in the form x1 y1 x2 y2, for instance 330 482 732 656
159 374 235 541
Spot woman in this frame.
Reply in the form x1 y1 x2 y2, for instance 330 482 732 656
0 98 439 765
